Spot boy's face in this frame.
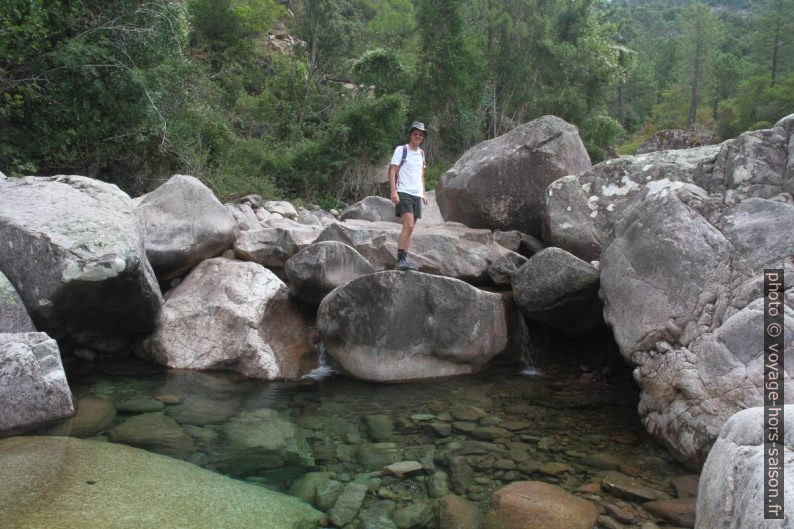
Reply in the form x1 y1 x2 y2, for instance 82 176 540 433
410 130 425 145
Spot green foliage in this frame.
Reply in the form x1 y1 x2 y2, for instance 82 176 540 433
352 48 407 96
581 114 624 162
716 72 794 137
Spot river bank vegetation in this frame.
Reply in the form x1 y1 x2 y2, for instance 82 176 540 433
1 0 792 205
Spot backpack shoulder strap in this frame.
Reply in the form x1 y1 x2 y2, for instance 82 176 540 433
399 145 408 167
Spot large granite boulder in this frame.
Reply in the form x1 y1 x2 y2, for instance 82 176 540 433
0 271 35 332
316 220 512 284
511 247 601 334
696 406 794 529
543 144 723 261
600 180 794 466
142 257 314 380
0 332 73 431
696 126 792 201
436 116 591 236
133 175 237 280
0 175 162 352
225 203 261 231
317 271 510 381
0 436 322 529
234 217 322 268
285 241 375 305
340 192 444 225
484 481 599 529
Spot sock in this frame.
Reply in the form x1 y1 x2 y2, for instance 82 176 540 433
397 249 406 260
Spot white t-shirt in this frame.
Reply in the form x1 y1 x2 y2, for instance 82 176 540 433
390 145 425 197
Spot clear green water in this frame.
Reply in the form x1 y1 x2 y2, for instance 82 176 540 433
37 358 693 528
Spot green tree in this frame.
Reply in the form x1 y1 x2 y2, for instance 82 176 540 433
750 0 794 85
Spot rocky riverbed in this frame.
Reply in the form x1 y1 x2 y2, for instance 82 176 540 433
16 357 699 529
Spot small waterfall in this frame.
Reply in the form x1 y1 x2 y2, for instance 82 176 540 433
517 312 542 377
302 342 336 380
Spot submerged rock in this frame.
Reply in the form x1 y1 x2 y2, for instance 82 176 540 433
107 413 195 459
219 408 314 475
0 332 73 431
0 436 322 529
143 258 314 380
0 175 162 352
696 406 794 529
318 271 511 381
484 481 599 529
45 398 116 438
134 175 237 280
436 115 591 236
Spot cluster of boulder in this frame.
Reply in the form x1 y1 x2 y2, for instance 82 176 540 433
2 113 793 526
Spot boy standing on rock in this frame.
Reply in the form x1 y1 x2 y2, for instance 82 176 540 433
389 121 429 271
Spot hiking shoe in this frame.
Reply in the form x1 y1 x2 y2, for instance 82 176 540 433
396 257 418 271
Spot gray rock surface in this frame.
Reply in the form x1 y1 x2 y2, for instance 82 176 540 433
134 175 237 280
696 406 794 529
0 332 73 431
488 252 528 288
0 436 322 529
225 203 261 231
142 257 314 380
0 271 35 332
600 180 794 466
0 175 162 351
318 271 510 382
285 241 375 305
316 220 512 284
436 115 591 236
234 217 322 267
512 247 601 334
543 145 723 261
107 413 195 459
341 192 444 225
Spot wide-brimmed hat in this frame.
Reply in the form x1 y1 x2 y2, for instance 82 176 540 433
409 121 427 136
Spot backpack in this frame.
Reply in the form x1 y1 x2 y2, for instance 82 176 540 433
393 145 425 187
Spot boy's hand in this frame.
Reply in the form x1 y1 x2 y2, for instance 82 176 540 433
391 191 400 204
422 193 429 205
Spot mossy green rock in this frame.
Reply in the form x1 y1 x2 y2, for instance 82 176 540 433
0 436 322 529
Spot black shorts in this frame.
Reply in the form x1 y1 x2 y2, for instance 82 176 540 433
395 192 422 219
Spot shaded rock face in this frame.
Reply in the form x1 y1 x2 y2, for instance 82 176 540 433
600 181 794 467
225 203 261 231
142 257 314 380
543 145 723 261
484 481 599 529
0 271 35 332
0 175 162 352
696 406 794 529
285 241 375 305
317 271 510 382
340 192 444 225
637 129 707 154
512 247 601 335
316 220 512 284
0 332 73 431
234 217 322 268
133 175 237 280
436 115 591 236
0 436 322 529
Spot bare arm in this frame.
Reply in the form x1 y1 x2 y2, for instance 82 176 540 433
388 164 400 203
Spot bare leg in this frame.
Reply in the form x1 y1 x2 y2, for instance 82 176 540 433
398 212 415 251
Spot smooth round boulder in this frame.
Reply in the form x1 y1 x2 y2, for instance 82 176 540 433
134 174 237 280
142 257 314 380
0 175 162 352
696 406 794 529
436 116 591 236
512 247 601 334
484 481 599 529
0 332 73 432
285 241 375 305
317 271 510 382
